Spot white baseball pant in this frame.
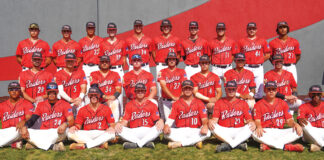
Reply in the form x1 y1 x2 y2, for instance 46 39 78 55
283 64 297 83
164 127 211 147
107 99 121 122
118 126 161 148
156 63 169 97
252 128 302 149
83 64 99 97
211 124 252 148
287 99 303 115
244 65 264 99
110 65 125 112
302 123 324 147
246 99 256 109
68 130 115 148
0 127 21 147
27 128 67 150
185 65 201 79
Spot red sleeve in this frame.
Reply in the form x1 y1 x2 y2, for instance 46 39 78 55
207 41 212 56
198 100 207 119
64 103 73 118
75 43 82 57
190 75 198 87
148 38 154 53
232 41 239 54
263 40 271 53
182 70 188 80
151 103 160 122
212 100 221 118
51 43 58 57
237 39 243 53
80 71 87 85
89 72 97 85
203 40 210 55
54 72 63 85
176 38 182 52
19 72 26 88
243 101 252 120
47 72 54 83
34 103 42 116
294 40 301 55
16 41 23 56
180 41 185 56
113 73 122 87
122 41 127 56
122 103 131 121
253 103 262 120
99 42 104 56
75 108 85 125
269 40 275 55
214 75 221 88
290 73 298 88
249 72 256 88
283 101 293 119
168 102 178 120
297 104 307 119
0 104 3 119
24 101 34 117
105 106 115 124
148 73 156 88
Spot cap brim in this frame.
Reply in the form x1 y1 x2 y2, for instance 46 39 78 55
235 58 246 60
309 91 322 93
182 85 193 88
226 86 237 88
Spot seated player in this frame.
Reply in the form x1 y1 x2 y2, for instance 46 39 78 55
68 87 116 150
20 82 74 151
0 82 33 149
208 80 256 152
115 83 164 149
163 80 210 149
252 81 303 152
297 85 324 152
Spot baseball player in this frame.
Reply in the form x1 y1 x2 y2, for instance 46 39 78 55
224 53 256 108
51 25 82 70
115 83 164 149
269 21 301 83
157 52 187 121
68 87 116 150
181 21 209 78
54 53 87 115
125 20 153 72
0 82 33 149
252 81 303 152
297 85 324 152
163 80 211 149
209 23 238 82
20 82 74 151
19 52 54 105
238 22 271 100
16 23 51 71
90 55 122 122
123 54 157 104
208 80 256 152
264 54 303 115
190 55 222 114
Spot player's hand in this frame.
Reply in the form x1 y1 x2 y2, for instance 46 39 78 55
106 95 116 101
20 126 30 140
155 119 164 132
16 120 25 132
106 127 115 134
115 123 123 134
35 96 44 103
255 127 265 138
293 123 303 136
68 126 79 134
200 125 208 135
285 95 297 103
209 97 217 103
57 123 68 134
73 98 82 107
297 118 308 127
208 119 216 130
163 125 171 135
248 121 256 131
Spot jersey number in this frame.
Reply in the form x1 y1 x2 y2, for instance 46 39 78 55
142 119 148 126
276 119 284 127
255 51 260 57
191 118 198 125
105 86 112 93
173 82 180 89
37 86 44 94
98 122 102 129
234 118 240 125
54 119 62 126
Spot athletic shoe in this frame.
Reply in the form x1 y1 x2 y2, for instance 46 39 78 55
69 143 85 150
196 141 203 149
310 144 321 152
123 142 138 149
260 143 270 152
25 142 35 150
236 143 248 151
167 142 182 149
11 141 22 150
284 143 304 152
53 142 66 151
99 142 109 149
144 142 155 149
216 143 232 153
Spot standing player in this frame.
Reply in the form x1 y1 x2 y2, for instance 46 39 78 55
115 83 164 149
264 54 302 115
19 52 53 105
191 55 222 114
224 53 256 108
90 55 122 121
125 20 153 72
181 21 209 78
252 81 303 152
16 23 51 71
157 52 187 121
209 23 238 82
208 81 256 152
297 85 324 152
20 82 74 151
0 82 33 149
68 87 116 150
163 80 210 149
239 22 271 100
269 21 301 82
51 25 82 70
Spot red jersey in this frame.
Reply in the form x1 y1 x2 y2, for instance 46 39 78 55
123 70 156 100
269 37 301 64
16 39 51 68
54 69 87 99
125 35 154 63
75 104 115 130
213 98 252 128
238 37 271 64
0 99 33 129
34 100 73 129
79 36 103 64
123 100 160 128
169 98 207 128
264 70 297 96
224 69 256 95
181 37 209 65
51 39 82 67
297 102 324 128
99 39 126 66
19 70 53 99
253 98 292 129
157 68 187 99
208 38 238 65
90 71 122 96
153 35 181 63
191 72 221 98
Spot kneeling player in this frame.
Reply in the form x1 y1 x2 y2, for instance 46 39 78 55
163 80 210 149
20 82 74 151
68 87 116 150
252 81 303 152
115 83 164 149
209 81 256 152
297 85 324 152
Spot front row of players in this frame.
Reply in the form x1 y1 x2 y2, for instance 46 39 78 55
1 79 324 152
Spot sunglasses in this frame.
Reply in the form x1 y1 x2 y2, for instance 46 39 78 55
310 93 322 96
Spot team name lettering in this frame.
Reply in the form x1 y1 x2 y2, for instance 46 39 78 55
57 49 76 57
84 116 104 125
307 113 324 122
213 46 231 54
221 109 243 120
186 46 202 54
179 109 199 119
2 111 24 121
82 44 99 52
26 79 46 88
165 76 180 84
242 45 262 52
130 44 148 50
275 80 289 87
104 49 122 56
42 111 63 121
263 110 284 121
235 79 251 85
157 42 175 50
131 111 151 121
23 47 42 54
63 79 80 87
130 79 148 87
274 47 295 54
198 81 214 89
98 80 114 87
